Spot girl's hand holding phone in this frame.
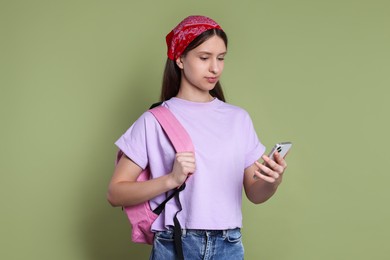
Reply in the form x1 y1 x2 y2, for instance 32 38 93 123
253 142 291 184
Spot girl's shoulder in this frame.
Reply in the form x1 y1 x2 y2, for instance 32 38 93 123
122 108 162 135
218 101 252 117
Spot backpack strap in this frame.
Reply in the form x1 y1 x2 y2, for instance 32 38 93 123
148 105 190 260
149 106 194 153
148 105 194 215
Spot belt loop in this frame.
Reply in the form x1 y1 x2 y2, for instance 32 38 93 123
222 229 227 238
182 229 187 237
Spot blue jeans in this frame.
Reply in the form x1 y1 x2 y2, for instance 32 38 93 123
150 228 244 260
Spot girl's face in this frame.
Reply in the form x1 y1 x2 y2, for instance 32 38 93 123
176 35 227 99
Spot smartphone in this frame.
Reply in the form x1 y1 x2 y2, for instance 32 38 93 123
267 142 292 161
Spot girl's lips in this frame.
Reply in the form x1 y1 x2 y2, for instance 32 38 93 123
206 77 218 83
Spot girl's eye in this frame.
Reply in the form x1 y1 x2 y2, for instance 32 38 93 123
200 57 208 60
218 57 225 61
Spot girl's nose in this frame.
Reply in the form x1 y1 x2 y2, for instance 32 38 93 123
209 59 220 74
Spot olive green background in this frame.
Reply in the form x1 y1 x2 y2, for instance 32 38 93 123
1 0 389 259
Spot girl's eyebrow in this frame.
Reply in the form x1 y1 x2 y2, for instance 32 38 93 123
197 51 228 55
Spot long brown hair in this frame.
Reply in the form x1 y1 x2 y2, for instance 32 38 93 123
160 29 228 102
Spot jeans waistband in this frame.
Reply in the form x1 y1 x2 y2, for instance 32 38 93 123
181 228 240 237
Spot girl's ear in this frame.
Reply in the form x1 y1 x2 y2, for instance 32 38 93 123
176 57 184 69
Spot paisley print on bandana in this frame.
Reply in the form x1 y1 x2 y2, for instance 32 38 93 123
166 15 223 60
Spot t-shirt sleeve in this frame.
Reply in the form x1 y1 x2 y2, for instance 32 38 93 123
244 112 266 168
114 112 151 170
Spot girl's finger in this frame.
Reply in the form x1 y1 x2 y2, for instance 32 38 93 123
262 153 286 174
254 170 276 183
176 153 196 163
255 161 280 179
273 151 288 169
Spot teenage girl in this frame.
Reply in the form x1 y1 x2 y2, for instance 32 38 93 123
108 15 288 260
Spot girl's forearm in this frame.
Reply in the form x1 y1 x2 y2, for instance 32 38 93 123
107 173 177 207
246 179 279 204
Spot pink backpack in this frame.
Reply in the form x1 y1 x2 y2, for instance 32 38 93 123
116 105 194 245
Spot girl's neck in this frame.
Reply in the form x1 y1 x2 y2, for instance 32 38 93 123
176 89 214 103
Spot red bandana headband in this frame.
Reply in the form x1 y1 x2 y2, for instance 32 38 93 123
166 15 223 61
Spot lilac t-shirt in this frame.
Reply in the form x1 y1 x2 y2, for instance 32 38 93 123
115 97 265 231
